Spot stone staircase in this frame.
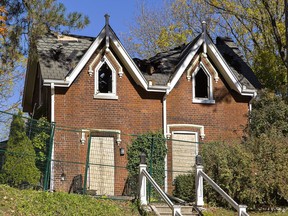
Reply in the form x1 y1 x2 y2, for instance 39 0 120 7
150 202 203 216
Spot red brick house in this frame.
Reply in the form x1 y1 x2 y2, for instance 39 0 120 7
22 15 260 195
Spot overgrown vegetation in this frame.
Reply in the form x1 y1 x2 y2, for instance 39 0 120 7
127 131 167 196
0 184 139 216
27 117 51 175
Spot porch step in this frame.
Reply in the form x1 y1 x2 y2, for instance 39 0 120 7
150 202 201 216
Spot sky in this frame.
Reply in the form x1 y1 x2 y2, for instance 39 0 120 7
58 0 162 37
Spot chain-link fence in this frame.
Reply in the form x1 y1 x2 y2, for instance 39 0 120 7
0 110 202 201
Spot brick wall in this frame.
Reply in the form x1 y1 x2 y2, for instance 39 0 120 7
53 47 163 194
52 47 251 195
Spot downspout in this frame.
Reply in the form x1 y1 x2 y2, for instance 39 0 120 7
50 83 55 191
163 92 168 193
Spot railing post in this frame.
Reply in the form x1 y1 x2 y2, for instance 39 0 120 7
195 155 204 207
238 205 247 216
173 205 181 216
139 153 147 205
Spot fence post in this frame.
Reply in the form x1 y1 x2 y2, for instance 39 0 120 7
139 152 147 205
83 131 92 194
195 155 204 206
43 122 55 191
238 205 247 216
148 135 154 202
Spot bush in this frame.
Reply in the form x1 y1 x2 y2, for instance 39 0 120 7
127 131 167 196
202 141 255 207
173 172 195 202
1 112 40 187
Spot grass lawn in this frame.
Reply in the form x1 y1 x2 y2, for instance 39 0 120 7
0 184 139 216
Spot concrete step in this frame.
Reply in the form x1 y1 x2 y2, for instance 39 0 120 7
150 202 200 216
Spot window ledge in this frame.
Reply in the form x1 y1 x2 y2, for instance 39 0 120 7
193 98 215 104
94 94 118 100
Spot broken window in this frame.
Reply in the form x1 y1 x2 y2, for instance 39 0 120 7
192 64 215 104
98 62 112 93
94 56 118 100
195 68 208 98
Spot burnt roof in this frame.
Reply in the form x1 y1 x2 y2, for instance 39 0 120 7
34 32 259 90
216 37 261 89
37 33 95 80
134 34 202 85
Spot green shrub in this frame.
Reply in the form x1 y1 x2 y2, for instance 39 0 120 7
202 141 255 207
173 172 195 202
127 131 167 196
1 112 40 187
27 117 51 175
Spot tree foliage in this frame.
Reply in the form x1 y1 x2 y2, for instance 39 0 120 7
249 90 288 137
127 0 287 93
0 6 7 36
126 131 167 195
1 112 40 187
0 0 89 111
27 117 51 175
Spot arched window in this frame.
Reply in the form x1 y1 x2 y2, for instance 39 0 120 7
195 68 208 98
98 62 112 93
94 56 118 99
192 63 215 104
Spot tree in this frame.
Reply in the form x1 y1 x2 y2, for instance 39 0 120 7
127 0 286 93
1 112 40 187
0 0 89 111
248 90 288 137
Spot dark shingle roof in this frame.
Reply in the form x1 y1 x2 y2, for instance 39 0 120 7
216 37 261 90
134 34 202 85
37 33 95 80
36 32 260 91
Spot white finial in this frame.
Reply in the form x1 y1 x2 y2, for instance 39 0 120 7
104 14 110 50
105 14 110 26
202 21 207 33
202 21 207 55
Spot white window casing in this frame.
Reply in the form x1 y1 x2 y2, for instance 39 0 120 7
94 55 118 100
192 62 215 104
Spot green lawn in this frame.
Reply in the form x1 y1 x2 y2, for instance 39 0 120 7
0 185 139 216
1 184 287 216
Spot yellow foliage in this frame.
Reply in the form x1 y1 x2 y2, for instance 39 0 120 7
0 6 7 36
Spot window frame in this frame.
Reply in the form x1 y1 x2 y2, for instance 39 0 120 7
192 62 215 104
94 56 118 100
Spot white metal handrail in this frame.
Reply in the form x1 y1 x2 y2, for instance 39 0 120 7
196 164 249 216
142 169 174 209
199 170 238 209
139 163 182 216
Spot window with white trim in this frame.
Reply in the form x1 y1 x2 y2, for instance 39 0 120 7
192 63 215 104
94 56 118 100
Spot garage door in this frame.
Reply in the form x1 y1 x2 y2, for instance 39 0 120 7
88 137 114 195
172 132 198 180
